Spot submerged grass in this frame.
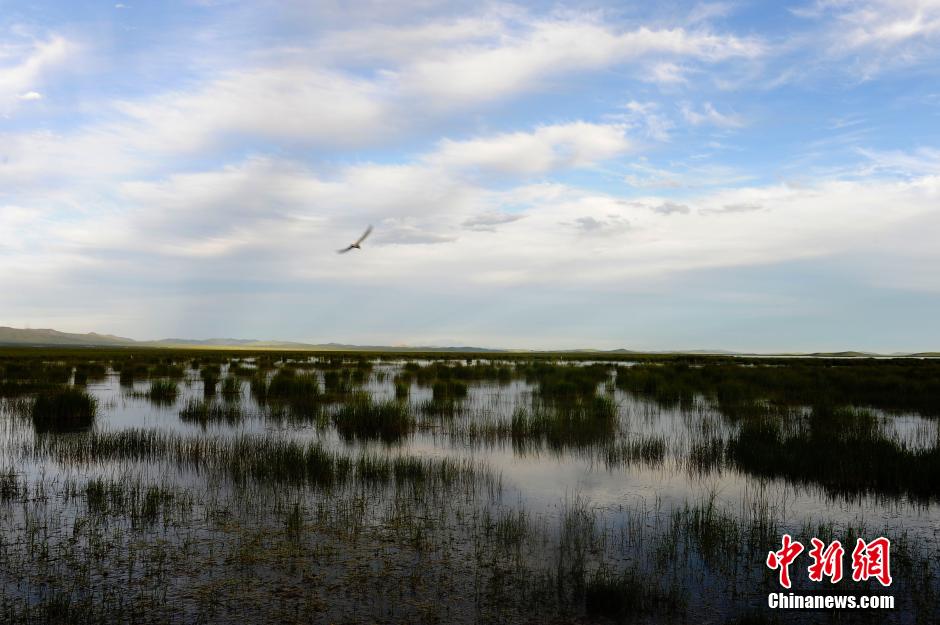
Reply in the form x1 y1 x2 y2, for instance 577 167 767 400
27 428 489 492
584 568 682 621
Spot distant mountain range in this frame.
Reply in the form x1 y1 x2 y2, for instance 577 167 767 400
0 326 936 356
0 327 498 352
0 327 135 347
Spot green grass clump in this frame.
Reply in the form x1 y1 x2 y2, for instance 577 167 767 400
200 364 221 396
431 380 468 402
522 363 611 402
150 363 185 379
323 369 354 395
617 359 940 417
250 373 269 402
728 407 940 501
41 364 73 384
333 394 415 443
220 376 241 400
32 388 97 433
73 363 107 386
252 370 321 417
179 399 244 426
117 362 149 387
511 394 617 449
615 364 696 409
394 380 410 400
146 379 179 404
266 370 320 400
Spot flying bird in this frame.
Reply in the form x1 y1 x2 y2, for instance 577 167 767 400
337 225 373 254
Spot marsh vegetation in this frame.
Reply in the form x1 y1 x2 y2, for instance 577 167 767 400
0 348 938 623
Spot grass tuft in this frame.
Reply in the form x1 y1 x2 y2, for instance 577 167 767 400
32 387 97 433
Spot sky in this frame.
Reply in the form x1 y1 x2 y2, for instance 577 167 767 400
1 0 939 352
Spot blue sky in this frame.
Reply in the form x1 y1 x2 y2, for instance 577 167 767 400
2 0 939 351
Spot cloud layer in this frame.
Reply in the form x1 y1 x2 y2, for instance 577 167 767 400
2 1 940 350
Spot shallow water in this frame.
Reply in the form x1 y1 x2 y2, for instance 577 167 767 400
2 357 938 623
8 361 939 539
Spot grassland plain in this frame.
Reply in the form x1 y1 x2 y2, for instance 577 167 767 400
0 348 938 623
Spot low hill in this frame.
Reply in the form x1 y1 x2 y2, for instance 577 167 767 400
0 327 135 347
0 326 499 352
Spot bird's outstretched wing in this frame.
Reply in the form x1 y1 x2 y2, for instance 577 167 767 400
337 245 355 254
354 225 373 245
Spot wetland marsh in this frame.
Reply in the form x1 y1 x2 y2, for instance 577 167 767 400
0 349 938 624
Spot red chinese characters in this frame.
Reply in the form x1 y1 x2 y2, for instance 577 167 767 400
766 534 804 588
807 538 845 583
767 535 892 587
851 537 892 587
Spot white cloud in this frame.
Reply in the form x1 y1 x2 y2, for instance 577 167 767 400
618 101 674 141
5 1 940 348
112 65 392 152
317 16 501 64
0 64 393 190
857 147 940 176
0 34 72 113
624 161 753 189
687 2 736 25
680 101 744 128
397 18 763 104
375 225 458 245
567 214 631 235
796 0 940 76
462 211 524 232
427 122 631 175
644 62 689 84
12 149 937 294
700 202 763 215
835 0 940 49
